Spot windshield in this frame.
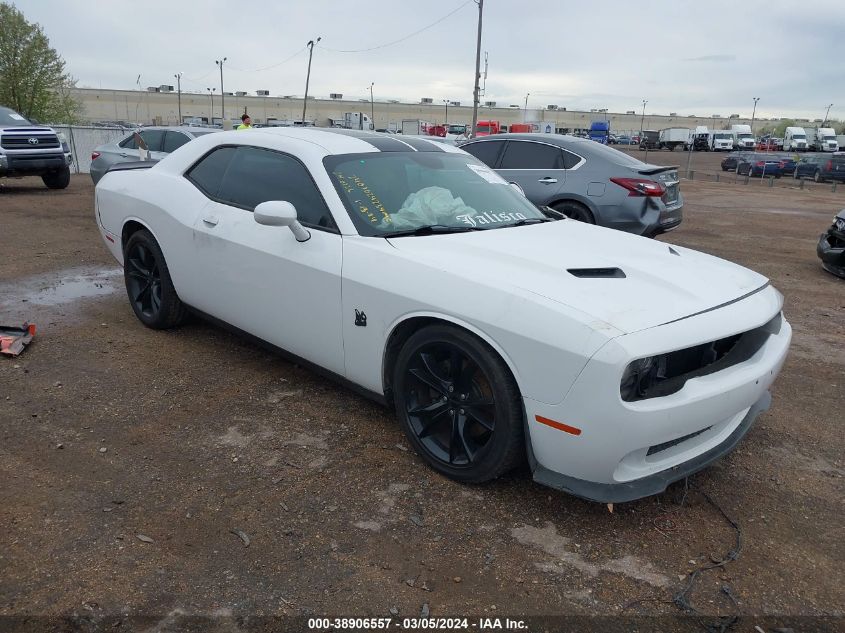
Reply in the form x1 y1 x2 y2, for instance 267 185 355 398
475 125 491 133
792 134 806 139
715 133 731 139
823 136 836 141
0 107 31 126
447 125 466 134
323 152 545 236
737 133 753 139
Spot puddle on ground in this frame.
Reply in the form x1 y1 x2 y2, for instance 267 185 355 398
0 266 122 317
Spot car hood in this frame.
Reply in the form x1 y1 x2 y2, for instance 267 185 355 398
387 220 769 334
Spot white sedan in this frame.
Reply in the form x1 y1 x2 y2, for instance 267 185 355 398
94 128 791 503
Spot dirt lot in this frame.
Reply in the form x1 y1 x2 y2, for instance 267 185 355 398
1 172 843 631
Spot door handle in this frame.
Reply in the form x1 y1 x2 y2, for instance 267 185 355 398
202 216 219 226
538 177 558 184
119 153 129 158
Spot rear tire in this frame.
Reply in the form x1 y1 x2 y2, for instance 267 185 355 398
42 166 70 189
123 229 189 329
553 201 595 224
393 325 524 483
814 170 824 183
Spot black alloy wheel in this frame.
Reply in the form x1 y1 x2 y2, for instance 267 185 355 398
123 229 188 329
394 326 523 483
554 201 595 224
126 240 162 320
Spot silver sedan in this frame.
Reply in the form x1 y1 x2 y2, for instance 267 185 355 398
90 126 218 184
459 133 683 236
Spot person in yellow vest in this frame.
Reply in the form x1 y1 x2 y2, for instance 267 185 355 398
237 114 252 130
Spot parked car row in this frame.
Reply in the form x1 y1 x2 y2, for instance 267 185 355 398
93 126 790 503
720 151 845 182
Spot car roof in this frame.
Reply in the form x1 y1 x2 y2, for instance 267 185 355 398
239 126 462 155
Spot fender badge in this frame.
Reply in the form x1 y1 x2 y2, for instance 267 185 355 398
354 309 367 327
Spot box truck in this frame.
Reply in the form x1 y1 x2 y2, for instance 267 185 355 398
730 124 755 150
658 128 691 151
783 127 808 152
343 112 374 130
808 127 839 152
710 131 734 151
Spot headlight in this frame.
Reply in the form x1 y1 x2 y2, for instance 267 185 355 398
57 132 67 143
620 355 668 402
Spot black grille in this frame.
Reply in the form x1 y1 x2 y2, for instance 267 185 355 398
1 134 60 149
647 427 711 456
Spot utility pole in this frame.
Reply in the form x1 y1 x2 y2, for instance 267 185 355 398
823 103 834 127
641 100 648 160
207 87 216 124
470 0 484 139
216 57 227 121
750 96 760 135
369 82 375 128
174 72 182 123
443 99 449 125
523 92 530 122
302 37 321 124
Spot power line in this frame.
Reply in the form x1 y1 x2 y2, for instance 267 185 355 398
227 46 308 72
319 1 471 53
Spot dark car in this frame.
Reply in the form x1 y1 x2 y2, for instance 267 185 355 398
720 152 747 171
458 133 683 236
736 153 783 177
615 134 633 145
794 154 845 183
817 209 845 278
775 154 797 175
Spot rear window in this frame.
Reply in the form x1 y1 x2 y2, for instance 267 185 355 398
581 141 650 168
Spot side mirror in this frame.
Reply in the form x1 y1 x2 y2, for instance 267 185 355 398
254 201 311 242
509 181 525 197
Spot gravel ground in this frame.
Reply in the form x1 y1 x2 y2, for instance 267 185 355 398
0 171 843 631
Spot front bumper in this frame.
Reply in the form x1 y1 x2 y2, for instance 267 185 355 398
532 391 771 503
0 152 68 177
817 224 845 278
525 285 791 502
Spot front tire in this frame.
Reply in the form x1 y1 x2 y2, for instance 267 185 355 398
393 325 525 483
42 166 70 189
553 201 595 224
123 229 188 329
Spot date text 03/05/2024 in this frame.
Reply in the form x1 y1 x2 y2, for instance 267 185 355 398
306 617 527 630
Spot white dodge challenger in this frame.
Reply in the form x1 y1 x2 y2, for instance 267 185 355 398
95 128 791 502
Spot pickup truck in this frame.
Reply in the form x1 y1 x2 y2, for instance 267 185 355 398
0 106 73 189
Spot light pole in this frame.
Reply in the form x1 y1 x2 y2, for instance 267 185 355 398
640 99 647 139
470 0 484 138
302 37 321 124
822 103 834 127
206 87 216 124
750 96 760 135
443 99 449 126
174 72 182 123
216 57 227 121
523 92 530 122
369 82 375 129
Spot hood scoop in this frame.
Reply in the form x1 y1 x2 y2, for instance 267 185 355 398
567 267 626 279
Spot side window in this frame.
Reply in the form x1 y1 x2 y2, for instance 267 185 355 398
139 130 165 152
163 131 191 153
461 140 505 168
499 141 565 169
217 146 335 229
560 149 582 169
185 146 237 198
119 134 136 149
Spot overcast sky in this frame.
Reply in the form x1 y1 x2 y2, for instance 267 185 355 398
17 0 845 121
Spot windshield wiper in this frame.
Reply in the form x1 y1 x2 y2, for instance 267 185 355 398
381 224 482 238
505 217 553 228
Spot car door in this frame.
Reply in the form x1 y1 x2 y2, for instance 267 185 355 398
185 144 345 375
495 140 569 204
